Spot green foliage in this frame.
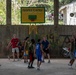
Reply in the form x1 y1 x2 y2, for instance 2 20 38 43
0 0 6 25
47 0 54 12
59 0 76 7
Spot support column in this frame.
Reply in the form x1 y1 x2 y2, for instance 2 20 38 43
54 0 59 28
53 0 59 57
6 0 11 25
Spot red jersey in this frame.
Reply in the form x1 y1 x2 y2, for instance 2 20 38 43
11 38 19 48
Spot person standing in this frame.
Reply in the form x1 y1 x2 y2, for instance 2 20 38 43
28 39 35 68
68 37 75 67
24 37 29 63
35 39 42 70
7 34 19 61
41 36 50 63
74 34 76 58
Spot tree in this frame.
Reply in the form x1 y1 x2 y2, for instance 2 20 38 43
0 0 6 25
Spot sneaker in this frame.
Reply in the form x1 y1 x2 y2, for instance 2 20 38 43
28 66 35 69
28 66 31 68
68 63 73 69
37 67 40 70
31 66 35 68
68 63 71 66
68 65 73 69
24 61 26 63
13 59 15 62
8 56 10 60
48 60 50 63
17 59 20 61
42 60 45 63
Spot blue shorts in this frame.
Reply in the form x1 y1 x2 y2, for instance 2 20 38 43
69 52 75 59
36 54 42 61
74 50 76 57
24 52 28 56
24 54 28 56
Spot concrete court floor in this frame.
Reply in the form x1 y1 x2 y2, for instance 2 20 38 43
0 59 76 75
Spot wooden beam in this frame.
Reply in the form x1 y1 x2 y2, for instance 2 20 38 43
54 0 59 28
6 0 11 25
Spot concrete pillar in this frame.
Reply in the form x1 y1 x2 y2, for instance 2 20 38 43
54 0 59 28
6 0 11 25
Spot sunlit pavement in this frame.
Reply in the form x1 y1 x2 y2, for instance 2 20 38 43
0 59 76 75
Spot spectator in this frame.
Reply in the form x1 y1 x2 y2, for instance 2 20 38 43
7 34 19 61
41 36 50 63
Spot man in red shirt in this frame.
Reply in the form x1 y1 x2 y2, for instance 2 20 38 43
7 34 19 61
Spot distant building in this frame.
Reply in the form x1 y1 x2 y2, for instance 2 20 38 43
59 2 76 25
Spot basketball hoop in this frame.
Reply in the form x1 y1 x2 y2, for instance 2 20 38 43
28 15 37 22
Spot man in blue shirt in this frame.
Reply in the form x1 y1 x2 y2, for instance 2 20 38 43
36 39 42 70
42 36 50 63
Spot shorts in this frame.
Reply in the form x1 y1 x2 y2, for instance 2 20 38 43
69 52 75 59
24 52 28 56
43 49 49 54
29 53 34 62
12 47 19 53
74 50 76 57
36 54 42 61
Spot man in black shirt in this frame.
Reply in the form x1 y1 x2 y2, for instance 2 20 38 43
41 36 50 63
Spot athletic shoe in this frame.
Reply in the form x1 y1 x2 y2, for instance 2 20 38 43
24 60 28 63
37 67 40 70
17 59 20 61
68 63 71 66
28 66 31 68
68 63 73 69
28 66 35 69
13 59 15 62
42 60 45 63
8 56 10 60
48 60 50 63
31 66 35 68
